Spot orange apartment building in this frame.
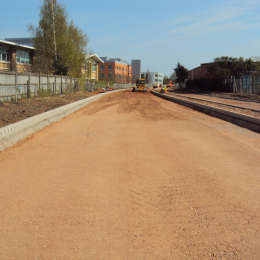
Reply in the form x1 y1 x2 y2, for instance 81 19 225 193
99 57 132 83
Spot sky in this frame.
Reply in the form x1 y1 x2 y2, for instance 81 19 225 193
1 0 260 76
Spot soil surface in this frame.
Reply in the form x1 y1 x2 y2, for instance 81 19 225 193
0 91 259 259
0 91 100 128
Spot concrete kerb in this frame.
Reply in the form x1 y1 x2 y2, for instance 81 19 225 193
173 93 260 113
0 90 124 151
151 90 260 133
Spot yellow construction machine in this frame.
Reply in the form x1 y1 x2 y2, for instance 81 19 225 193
132 78 147 92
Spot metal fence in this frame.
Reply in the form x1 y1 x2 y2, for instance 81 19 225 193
233 74 260 94
0 71 77 101
0 71 135 102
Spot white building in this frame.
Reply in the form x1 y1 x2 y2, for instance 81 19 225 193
141 72 164 87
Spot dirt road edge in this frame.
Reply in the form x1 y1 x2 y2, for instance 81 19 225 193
0 90 123 151
151 90 260 133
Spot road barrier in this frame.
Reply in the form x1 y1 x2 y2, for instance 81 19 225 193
0 90 123 151
151 90 260 133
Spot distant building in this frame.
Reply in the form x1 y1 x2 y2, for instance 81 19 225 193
251 56 260 62
82 54 104 81
0 40 35 73
99 57 132 83
188 59 260 80
188 63 211 80
5 38 34 47
141 72 164 87
131 59 141 81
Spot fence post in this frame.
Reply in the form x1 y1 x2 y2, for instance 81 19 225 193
15 72 17 87
14 72 18 101
55 76 57 95
47 73 49 91
61 76 63 94
252 75 255 94
27 79 31 99
39 72 41 91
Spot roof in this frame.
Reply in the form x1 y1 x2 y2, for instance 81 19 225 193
86 54 104 64
0 39 35 50
5 37 34 47
101 57 129 65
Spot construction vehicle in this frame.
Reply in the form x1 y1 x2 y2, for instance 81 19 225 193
167 80 175 88
132 78 147 92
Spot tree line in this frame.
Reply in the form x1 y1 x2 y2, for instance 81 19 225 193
29 0 87 78
172 57 260 92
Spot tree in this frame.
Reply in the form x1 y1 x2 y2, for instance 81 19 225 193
163 76 170 85
207 56 257 91
170 72 177 82
30 0 87 77
210 56 256 77
174 63 188 87
145 70 152 84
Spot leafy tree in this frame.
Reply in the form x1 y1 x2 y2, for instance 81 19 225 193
30 0 87 77
169 72 177 82
207 56 257 91
163 76 170 85
174 63 188 87
208 56 256 78
145 70 152 84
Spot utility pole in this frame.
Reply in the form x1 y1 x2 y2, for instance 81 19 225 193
51 0 57 62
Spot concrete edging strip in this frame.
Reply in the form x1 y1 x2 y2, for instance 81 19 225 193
173 93 260 113
0 90 122 151
151 90 260 133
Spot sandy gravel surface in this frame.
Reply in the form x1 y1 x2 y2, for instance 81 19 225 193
0 91 259 259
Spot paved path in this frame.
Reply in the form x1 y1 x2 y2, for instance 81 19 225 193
0 91 260 259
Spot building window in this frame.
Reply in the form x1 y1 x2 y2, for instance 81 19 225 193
108 72 113 79
100 65 104 70
92 64 97 72
108 65 112 70
0 47 10 62
100 73 105 79
16 50 30 64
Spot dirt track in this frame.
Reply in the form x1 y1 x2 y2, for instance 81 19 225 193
0 91 260 259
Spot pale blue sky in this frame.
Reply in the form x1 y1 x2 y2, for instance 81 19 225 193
1 0 260 75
